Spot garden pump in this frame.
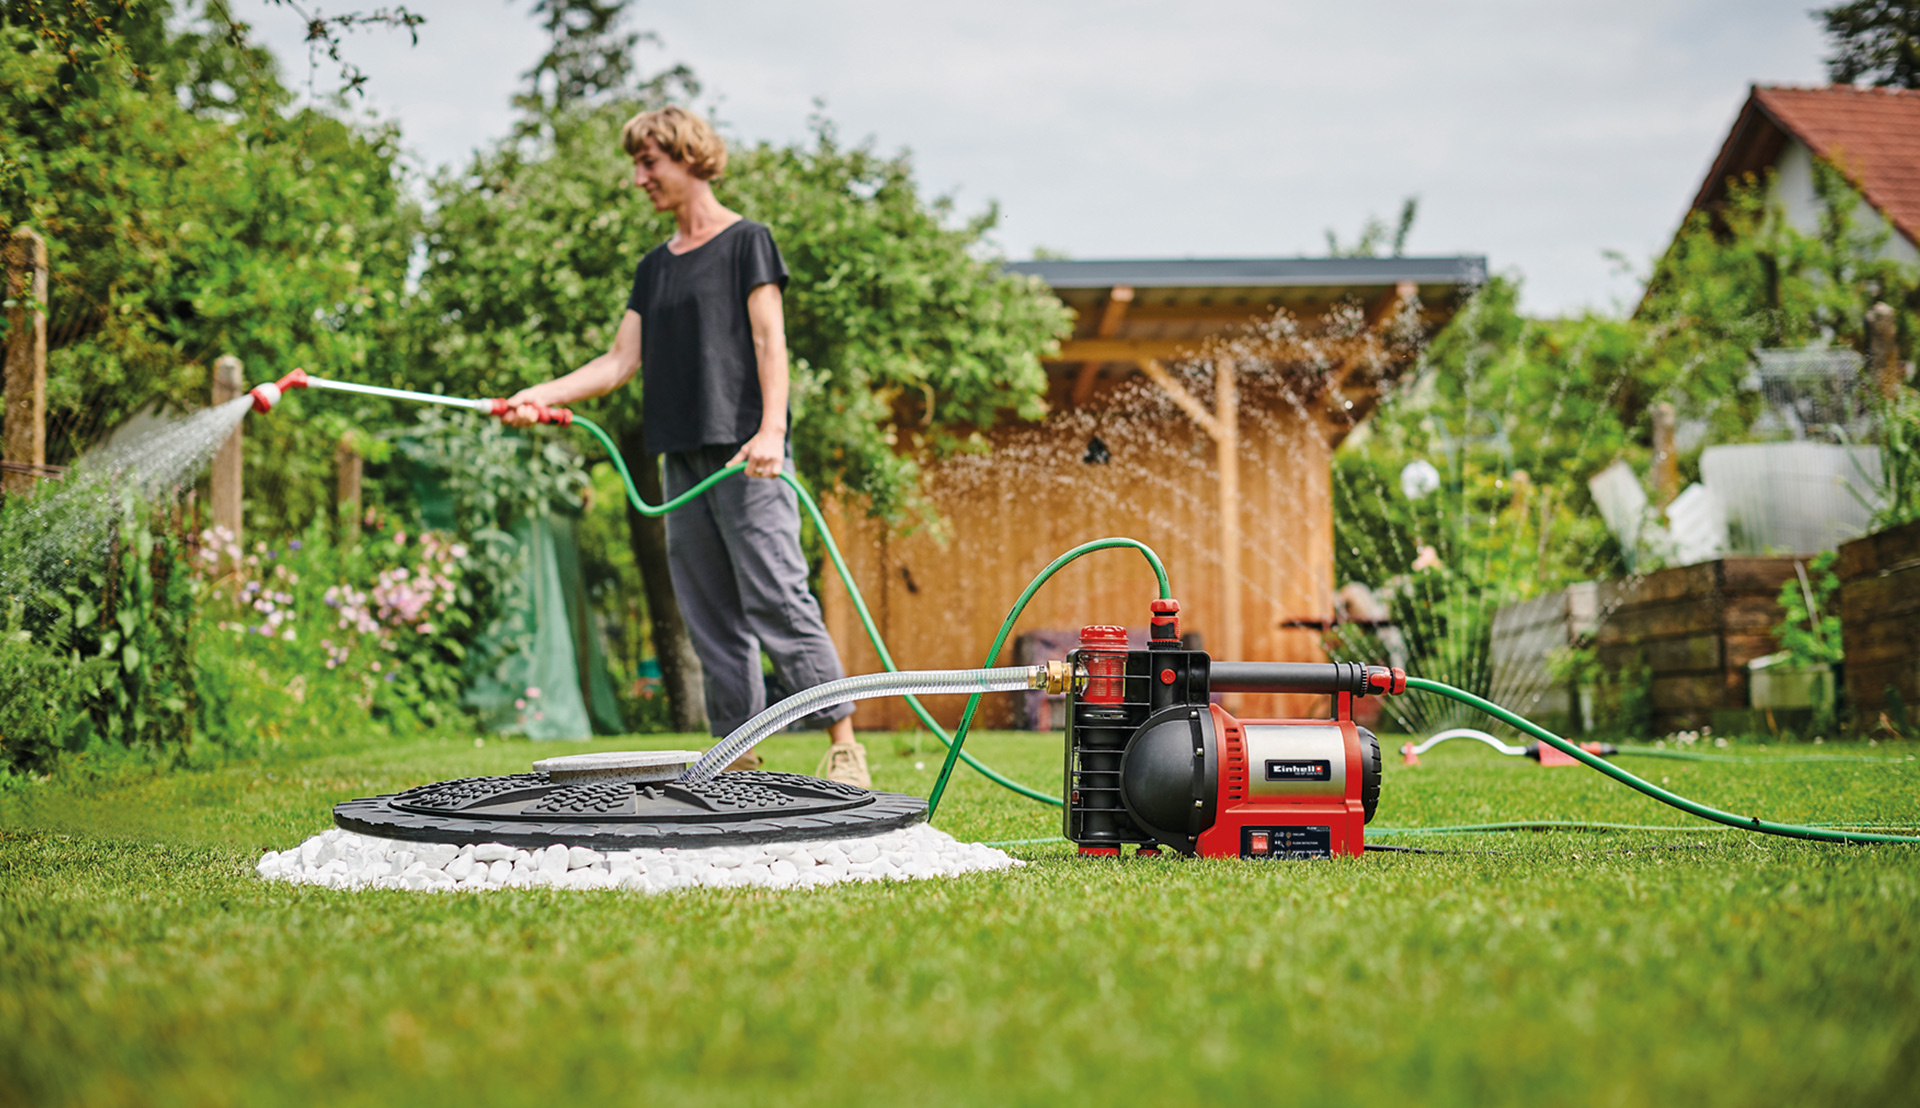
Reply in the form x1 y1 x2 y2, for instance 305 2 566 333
1064 599 1404 859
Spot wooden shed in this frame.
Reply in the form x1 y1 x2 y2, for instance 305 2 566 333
820 256 1485 727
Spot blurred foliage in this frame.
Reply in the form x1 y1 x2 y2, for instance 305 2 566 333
1870 391 1920 527
1773 551 1845 667
1818 0 1920 88
0 1 420 535
192 518 476 747
0 492 197 773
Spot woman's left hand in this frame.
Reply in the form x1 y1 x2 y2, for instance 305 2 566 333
729 427 786 478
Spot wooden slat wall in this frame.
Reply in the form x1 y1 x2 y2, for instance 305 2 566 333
1593 558 1797 733
820 405 1334 730
1837 519 1920 724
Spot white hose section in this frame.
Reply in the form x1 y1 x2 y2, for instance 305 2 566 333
1408 727 1529 757
680 666 1045 784
304 377 495 412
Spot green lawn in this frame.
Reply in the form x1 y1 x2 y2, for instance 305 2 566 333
2 728 1917 1107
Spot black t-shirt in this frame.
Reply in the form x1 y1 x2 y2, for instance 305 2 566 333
625 219 789 455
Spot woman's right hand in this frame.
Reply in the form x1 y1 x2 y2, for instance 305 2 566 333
498 385 555 427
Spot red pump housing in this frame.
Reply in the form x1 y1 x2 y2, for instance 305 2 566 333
1062 598 1403 860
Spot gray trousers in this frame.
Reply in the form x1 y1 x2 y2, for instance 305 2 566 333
664 445 854 736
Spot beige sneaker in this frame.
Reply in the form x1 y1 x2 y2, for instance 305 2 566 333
724 749 763 772
815 741 871 789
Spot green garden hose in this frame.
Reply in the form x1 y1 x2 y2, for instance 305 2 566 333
1406 677 1920 846
569 415 1170 816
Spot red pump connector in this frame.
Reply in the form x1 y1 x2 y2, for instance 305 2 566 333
488 397 574 426
1148 597 1181 646
249 367 310 413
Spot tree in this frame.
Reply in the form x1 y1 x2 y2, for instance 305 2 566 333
0 1 419 533
1819 1 1920 88
1325 196 1419 258
511 0 696 122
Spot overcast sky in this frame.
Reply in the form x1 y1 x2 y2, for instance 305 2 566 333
249 1 1831 317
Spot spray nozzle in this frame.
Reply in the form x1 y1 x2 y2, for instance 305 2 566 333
488 397 574 426
249 368 310 413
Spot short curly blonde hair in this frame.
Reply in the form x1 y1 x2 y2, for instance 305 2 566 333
620 106 727 180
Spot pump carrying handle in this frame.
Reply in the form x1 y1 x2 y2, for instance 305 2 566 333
1208 661 1406 697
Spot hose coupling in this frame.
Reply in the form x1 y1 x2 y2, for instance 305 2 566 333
1042 660 1076 695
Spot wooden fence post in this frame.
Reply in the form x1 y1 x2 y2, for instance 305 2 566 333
1651 402 1679 508
3 228 48 497
1867 301 1901 400
335 435 362 546
210 355 245 540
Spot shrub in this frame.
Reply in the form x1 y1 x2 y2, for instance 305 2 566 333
0 489 199 773
190 518 484 751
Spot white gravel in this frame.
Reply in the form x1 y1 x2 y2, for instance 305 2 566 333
255 824 1023 894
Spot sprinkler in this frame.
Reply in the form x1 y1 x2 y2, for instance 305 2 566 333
246 371 1920 859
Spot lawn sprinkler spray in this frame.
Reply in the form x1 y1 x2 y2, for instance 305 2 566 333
242 371 1920 891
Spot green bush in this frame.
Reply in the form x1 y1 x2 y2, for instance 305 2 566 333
1870 391 1920 529
0 488 200 773
1773 551 1844 668
189 517 484 752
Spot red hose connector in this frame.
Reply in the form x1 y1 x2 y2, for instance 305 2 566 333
249 368 310 413
1366 666 1408 696
1148 597 1181 646
488 397 574 426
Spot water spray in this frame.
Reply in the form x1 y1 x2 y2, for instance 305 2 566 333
248 371 1920 857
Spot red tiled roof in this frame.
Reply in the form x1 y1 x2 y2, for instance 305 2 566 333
1695 85 1920 249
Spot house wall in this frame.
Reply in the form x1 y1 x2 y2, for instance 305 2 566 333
1772 138 1920 267
820 403 1337 731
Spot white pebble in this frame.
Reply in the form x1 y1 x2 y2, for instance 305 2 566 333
258 824 1023 896
416 843 460 870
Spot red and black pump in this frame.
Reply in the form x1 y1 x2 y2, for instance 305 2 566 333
1064 598 1405 860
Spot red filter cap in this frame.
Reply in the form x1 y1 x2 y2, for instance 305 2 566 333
1078 625 1129 647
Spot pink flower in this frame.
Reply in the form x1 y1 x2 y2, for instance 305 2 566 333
393 530 408 546
525 687 542 699
514 698 527 710
1411 545 1442 572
